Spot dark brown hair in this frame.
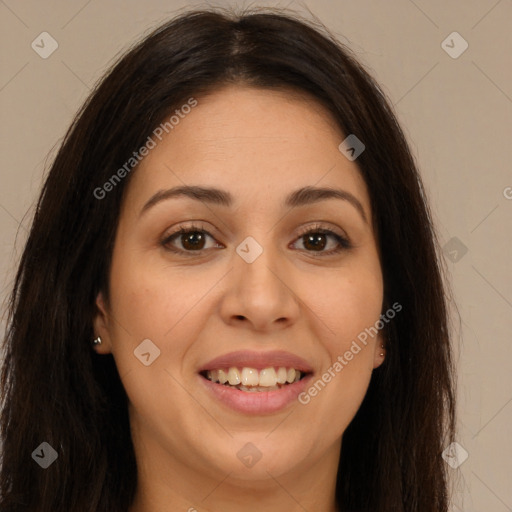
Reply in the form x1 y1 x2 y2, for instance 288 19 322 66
0 6 456 511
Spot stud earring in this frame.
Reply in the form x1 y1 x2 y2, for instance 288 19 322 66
92 336 102 346
380 343 385 357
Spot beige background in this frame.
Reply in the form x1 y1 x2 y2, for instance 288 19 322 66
1 1 511 510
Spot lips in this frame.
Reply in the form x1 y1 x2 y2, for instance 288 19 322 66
198 349 314 373
197 350 314 414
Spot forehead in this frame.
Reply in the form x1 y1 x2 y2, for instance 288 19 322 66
123 85 371 215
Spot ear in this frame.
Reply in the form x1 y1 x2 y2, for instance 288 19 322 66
372 331 386 369
92 291 113 354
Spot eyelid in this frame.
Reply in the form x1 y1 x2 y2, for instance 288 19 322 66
294 222 349 242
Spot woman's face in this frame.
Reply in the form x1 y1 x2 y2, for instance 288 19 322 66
94 85 384 506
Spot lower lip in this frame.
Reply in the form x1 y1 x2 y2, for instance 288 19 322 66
199 374 313 414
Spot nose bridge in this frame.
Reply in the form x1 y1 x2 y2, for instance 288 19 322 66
235 231 284 293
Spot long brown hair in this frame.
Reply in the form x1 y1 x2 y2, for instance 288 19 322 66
0 6 456 511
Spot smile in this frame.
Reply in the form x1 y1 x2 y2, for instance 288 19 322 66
198 350 314 414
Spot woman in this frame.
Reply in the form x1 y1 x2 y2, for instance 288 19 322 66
0 7 456 512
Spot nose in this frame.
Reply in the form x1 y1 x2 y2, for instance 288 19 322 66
219 238 301 332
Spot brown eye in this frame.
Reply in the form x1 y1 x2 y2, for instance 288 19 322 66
161 224 220 254
161 223 351 257
302 232 328 251
293 226 351 255
178 230 207 250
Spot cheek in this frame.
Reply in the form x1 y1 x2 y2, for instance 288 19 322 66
296 261 382 427
105 254 214 424
307 262 383 350
330 279 382 343
107 248 219 383
108 245 207 337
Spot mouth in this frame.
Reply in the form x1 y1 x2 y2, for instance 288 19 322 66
197 350 314 414
199 366 311 392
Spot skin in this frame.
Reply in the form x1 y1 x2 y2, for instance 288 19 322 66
93 85 385 512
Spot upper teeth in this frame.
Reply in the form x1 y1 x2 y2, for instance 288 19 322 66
205 367 302 387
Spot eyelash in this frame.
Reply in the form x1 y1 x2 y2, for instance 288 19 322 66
160 222 352 257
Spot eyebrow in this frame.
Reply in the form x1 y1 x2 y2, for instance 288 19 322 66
139 185 368 223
